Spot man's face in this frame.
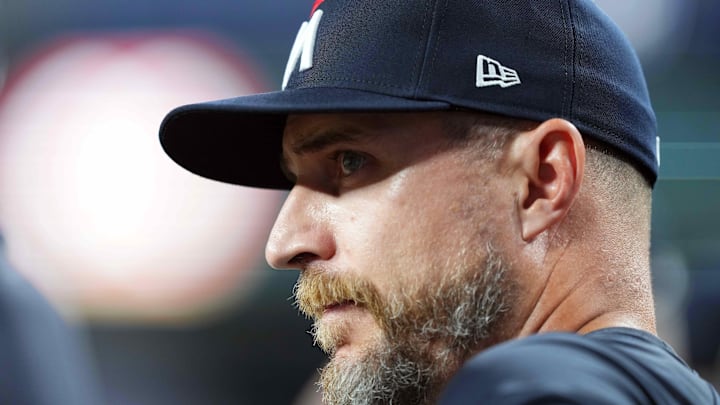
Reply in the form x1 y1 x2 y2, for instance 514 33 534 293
266 112 518 404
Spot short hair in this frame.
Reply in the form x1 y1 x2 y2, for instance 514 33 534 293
441 110 532 160
441 110 652 219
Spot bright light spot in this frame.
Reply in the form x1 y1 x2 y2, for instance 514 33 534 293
0 35 283 323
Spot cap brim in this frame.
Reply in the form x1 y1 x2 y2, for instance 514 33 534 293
160 87 452 189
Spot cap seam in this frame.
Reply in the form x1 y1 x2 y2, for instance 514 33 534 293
292 78 415 91
558 0 569 118
411 0 434 97
416 0 446 98
566 0 577 121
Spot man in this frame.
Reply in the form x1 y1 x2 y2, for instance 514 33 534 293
159 0 720 403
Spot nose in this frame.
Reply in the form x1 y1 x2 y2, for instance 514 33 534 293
265 186 336 270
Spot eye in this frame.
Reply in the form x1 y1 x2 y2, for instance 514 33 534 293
337 151 367 177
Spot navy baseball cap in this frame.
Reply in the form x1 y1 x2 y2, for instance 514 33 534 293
160 0 658 190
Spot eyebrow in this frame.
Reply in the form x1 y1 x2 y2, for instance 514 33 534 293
290 130 366 155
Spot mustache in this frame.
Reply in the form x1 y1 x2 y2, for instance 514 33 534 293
293 269 386 326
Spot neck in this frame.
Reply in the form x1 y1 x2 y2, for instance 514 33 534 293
515 243 657 338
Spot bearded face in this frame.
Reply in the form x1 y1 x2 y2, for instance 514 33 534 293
266 112 520 404
294 245 511 405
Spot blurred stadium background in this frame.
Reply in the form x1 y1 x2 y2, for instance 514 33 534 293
0 0 717 404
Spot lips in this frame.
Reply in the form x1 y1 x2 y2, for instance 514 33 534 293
323 300 357 313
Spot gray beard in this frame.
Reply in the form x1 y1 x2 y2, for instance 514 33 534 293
315 246 510 405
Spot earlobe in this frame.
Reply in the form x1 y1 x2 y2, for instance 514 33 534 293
513 119 585 241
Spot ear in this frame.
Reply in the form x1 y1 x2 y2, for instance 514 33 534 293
509 118 585 241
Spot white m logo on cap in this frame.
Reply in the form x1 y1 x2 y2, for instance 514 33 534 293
282 10 324 90
476 55 521 88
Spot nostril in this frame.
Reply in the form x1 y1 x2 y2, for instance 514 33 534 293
289 253 317 266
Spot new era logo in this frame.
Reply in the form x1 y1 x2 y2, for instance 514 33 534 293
476 55 521 88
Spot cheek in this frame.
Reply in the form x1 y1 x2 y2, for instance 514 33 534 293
340 177 478 289
331 194 425 293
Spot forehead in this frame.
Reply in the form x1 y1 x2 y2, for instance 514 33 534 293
282 112 447 151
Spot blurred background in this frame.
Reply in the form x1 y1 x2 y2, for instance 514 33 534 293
0 0 717 404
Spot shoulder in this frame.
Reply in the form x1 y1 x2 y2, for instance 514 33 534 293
438 329 720 405
439 332 638 405
0 240 102 405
